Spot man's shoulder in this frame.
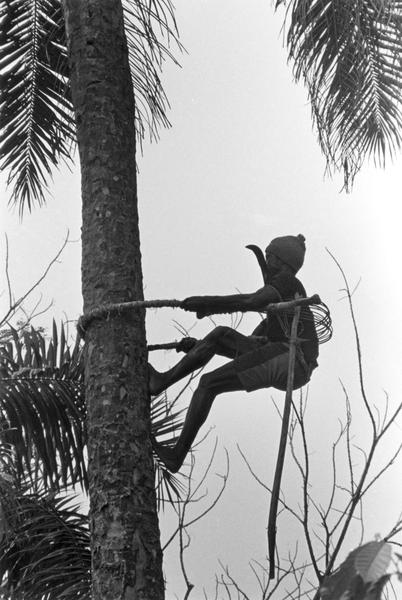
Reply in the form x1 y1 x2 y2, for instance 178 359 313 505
269 271 306 298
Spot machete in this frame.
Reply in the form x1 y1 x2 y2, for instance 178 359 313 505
246 244 268 285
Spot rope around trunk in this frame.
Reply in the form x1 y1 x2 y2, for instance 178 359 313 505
77 299 182 337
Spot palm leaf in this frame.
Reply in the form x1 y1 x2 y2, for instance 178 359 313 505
0 478 90 600
0 377 87 491
0 322 188 503
0 0 181 212
283 0 402 188
0 0 74 214
123 0 182 144
0 322 87 492
150 392 187 507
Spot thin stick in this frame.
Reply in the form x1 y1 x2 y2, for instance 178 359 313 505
268 303 301 580
148 341 179 351
266 294 321 314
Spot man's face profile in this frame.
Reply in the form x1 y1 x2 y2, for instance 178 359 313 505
265 252 282 279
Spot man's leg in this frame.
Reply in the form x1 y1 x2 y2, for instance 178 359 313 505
154 349 313 472
149 327 261 395
153 360 246 472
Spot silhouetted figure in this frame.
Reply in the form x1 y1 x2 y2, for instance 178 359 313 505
150 234 318 472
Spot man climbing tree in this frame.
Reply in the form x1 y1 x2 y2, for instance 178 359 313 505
151 234 320 473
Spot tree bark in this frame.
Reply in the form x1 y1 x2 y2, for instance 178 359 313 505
61 1 164 598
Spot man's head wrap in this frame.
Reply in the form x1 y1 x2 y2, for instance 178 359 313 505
266 234 306 273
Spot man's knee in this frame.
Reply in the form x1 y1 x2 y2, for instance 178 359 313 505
205 326 233 344
198 372 219 391
198 366 238 392
199 373 211 389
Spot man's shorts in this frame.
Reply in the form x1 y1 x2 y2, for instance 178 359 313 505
233 341 313 393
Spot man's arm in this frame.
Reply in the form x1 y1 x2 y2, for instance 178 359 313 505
182 285 282 318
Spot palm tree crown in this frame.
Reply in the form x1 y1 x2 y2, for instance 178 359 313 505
2 1 402 211
282 0 402 188
0 0 180 213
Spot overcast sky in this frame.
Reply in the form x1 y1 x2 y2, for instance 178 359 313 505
1 1 402 597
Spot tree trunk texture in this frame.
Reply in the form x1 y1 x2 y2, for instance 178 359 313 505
61 1 164 598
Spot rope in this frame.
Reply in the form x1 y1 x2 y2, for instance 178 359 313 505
76 293 329 341
77 299 182 337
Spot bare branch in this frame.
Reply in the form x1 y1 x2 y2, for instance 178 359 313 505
0 232 70 331
237 444 301 523
326 249 376 437
4 234 13 309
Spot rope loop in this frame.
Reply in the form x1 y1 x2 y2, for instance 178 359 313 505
77 299 182 338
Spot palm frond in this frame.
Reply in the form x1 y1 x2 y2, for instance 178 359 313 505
150 392 187 507
123 0 182 144
0 0 181 212
0 478 90 600
0 321 189 503
284 0 402 188
0 0 74 214
0 377 87 492
0 322 87 492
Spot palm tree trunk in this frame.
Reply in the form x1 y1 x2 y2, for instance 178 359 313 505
61 1 164 598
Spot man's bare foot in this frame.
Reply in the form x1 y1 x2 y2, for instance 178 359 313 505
153 441 181 473
148 364 167 396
